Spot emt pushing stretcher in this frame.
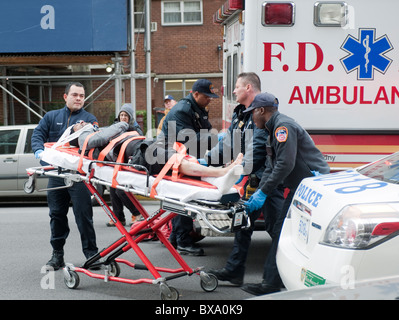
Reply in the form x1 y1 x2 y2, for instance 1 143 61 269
26 115 249 299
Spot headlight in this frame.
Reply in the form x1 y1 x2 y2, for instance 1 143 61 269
321 203 399 249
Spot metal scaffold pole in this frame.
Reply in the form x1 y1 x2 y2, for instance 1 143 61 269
145 0 152 136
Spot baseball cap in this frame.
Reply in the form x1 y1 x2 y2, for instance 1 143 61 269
164 95 174 101
191 79 219 98
243 92 279 113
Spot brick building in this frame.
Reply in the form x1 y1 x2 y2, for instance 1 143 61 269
0 0 225 132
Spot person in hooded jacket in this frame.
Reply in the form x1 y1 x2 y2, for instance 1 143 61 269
107 104 144 227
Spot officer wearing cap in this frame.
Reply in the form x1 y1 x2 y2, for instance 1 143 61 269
241 92 330 296
157 95 177 135
160 79 219 256
160 79 218 157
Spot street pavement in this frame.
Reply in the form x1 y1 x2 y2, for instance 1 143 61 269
0 200 272 301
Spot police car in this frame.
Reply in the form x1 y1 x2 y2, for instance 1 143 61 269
277 152 399 290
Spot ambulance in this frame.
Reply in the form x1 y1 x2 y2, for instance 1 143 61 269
213 0 399 170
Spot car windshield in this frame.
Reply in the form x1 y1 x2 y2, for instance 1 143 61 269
358 152 399 184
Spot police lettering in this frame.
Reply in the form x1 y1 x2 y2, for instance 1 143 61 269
296 183 323 208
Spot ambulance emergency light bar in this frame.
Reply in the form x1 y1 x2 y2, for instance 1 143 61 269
213 1 347 26
261 1 346 27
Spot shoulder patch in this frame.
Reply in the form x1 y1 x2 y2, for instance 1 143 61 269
275 126 288 142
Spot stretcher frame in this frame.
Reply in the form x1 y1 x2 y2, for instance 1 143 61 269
25 160 249 300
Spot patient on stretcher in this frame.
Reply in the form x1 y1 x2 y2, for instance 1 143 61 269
69 121 244 194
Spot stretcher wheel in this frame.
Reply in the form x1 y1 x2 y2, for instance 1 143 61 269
64 270 80 289
109 261 120 277
200 273 218 292
23 179 35 194
160 286 179 300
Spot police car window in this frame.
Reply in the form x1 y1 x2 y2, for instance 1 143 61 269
358 153 399 184
0 129 20 155
24 129 34 154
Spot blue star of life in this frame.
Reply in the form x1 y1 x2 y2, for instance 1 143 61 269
340 28 393 80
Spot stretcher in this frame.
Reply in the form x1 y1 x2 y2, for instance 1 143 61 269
25 131 249 300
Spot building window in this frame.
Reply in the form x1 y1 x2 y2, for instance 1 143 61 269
164 79 197 101
162 1 203 26
134 0 145 31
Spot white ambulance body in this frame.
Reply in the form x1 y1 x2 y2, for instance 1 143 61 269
214 0 399 170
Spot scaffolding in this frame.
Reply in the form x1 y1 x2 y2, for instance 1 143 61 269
0 0 153 134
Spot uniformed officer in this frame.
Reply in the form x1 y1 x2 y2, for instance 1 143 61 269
204 73 285 286
160 79 219 256
241 92 330 295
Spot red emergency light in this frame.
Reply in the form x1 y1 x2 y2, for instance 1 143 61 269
213 0 244 24
262 2 295 26
226 0 244 11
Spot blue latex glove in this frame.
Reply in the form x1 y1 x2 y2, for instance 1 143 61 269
197 158 208 166
217 132 226 141
34 149 43 159
311 170 321 176
245 189 267 213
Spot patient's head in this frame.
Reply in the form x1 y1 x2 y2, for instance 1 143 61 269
72 121 89 132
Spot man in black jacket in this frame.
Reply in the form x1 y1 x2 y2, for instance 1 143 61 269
205 73 284 286
160 79 219 256
241 92 330 295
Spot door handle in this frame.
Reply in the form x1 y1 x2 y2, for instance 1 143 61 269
3 158 17 163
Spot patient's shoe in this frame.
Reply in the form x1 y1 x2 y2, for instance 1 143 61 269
177 244 205 256
106 220 126 227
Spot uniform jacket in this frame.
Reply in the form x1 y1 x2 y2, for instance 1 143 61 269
160 93 215 158
32 105 98 153
259 111 330 195
205 104 267 178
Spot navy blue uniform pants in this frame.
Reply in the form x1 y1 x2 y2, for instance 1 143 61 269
225 187 285 281
47 177 98 259
262 189 294 287
110 187 141 222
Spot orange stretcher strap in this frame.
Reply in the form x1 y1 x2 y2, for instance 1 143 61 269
97 131 140 163
77 132 98 174
111 136 145 188
150 142 187 198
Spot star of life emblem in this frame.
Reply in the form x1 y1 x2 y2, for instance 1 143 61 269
340 28 393 80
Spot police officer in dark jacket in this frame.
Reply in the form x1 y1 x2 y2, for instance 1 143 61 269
31 82 99 270
204 73 284 286
160 79 219 256
241 92 330 295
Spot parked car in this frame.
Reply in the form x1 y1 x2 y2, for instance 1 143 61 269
277 152 399 290
0 124 48 198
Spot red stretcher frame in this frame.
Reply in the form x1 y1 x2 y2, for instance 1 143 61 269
61 169 219 300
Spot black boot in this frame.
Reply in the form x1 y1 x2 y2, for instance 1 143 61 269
46 250 65 271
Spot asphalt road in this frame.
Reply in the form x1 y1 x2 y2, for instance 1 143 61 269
0 200 272 301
